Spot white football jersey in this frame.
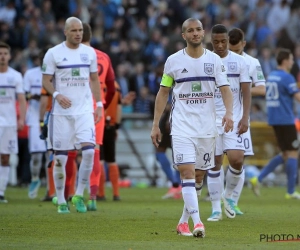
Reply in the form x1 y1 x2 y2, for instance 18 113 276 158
242 52 265 87
161 48 229 138
24 66 43 126
42 42 98 115
0 67 24 127
215 51 251 125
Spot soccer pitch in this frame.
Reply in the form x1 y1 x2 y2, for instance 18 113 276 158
1 186 300 250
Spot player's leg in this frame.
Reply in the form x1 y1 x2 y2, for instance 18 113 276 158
174 136 201 237
40 113 54 201
284 150 300 199
250 126 285 195
231 128 253 214
50 115 71 213
205 132 223 221
88 111 104 210
28 125 47 199
105 125 120 201
223 127 245 218
280 125 299 199
193 137 215 236
0 154 10 203
158 134 181 199
97 145 106 201
65 151 77 201
87 145 100 210
41 152 55 201
72 114 95 213
0 127 18 203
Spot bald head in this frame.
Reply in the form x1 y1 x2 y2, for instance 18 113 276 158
64 17 83 49
65 17 82 31
182 18 203 33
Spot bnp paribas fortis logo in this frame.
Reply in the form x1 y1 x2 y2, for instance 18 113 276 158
191 82 201 92
71 68 80 76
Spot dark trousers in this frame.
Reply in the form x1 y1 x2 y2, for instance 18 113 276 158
17 138 31 184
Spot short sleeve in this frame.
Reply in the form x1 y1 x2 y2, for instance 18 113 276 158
215 56 229 88
251 59 265 86
90 49 98 73
286 74 300 95
160 58 174 88
23 71 31 92
15 72 24 94
240 57 251 83
42 49 56 75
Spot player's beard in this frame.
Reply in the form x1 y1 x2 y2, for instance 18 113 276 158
0 60 7 66
188 39 203 49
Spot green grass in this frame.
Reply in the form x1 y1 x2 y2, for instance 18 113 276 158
1 186 300 250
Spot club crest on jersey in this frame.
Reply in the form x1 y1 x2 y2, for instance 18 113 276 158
228 62 237 72
204 63 214 75
80 53 89 63
176 154 183 163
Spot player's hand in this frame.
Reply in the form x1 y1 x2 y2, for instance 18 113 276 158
56 94 71 109
222 111 233 133
151 125 161 148
238 116 249 135
94 106 102 124
17 119 24 131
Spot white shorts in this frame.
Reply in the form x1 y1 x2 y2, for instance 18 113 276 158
29 126 47 153
172 135 215 171
0 127 18 154
48 113 95 151
46 135 52 151
215 124 245 156
243 128 254 156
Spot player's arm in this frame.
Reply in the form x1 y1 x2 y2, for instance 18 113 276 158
219 85 233 132
90 71 102 123
251 60 266 96
42 74 55 95
104 59 116 109
288 76 300 102
239 82 251 134
116 87 122 129
23 71 32 100
90 71 102 103
239 58 252 134
40 91 49 122
216 57 233 132
17 93 26 130
151 83 171 147
251 84 265 96
294 92 300 102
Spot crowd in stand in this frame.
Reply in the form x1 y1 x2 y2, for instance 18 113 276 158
1 0 300 116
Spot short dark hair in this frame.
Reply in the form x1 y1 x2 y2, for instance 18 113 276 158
82 23 92 43
276 48 291 65
182 18 202 32
211 24 227 34
0 42 11 51
228 28 244 45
